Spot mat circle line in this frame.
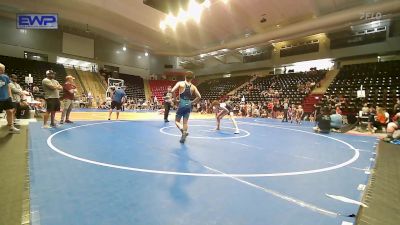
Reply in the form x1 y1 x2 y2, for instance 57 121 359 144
46 121 360 177
159 125 250 139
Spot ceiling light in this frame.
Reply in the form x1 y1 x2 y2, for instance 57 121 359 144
159 21 167 31
122 46 127 51
188 0 203 23
138 55 142 59
203 0 211 8
177 8 189 23
165 13 178 29
222 0 229 4
145 52 149 56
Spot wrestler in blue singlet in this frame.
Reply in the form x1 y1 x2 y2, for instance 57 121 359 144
176 82 192 120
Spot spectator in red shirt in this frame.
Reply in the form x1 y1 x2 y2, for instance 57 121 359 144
60 75 76 124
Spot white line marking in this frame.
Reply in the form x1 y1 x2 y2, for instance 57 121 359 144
46 121 360 177
341 221 353 225
229 141 263 150
326 194 368 208
230 141 366 172
204 165 339 217
357 184 366 191
356 148 374 153
253 119 314 129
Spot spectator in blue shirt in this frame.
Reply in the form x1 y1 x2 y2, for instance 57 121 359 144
108 86 126 120
330 109 343 131
0 63 20 133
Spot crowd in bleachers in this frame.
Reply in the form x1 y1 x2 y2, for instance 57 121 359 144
319 61 400 113
149 80 177 104
218 70 325 119
314 61 400 138
118 73 145 100
196 76 250 100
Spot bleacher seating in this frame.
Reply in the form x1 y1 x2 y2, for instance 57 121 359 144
118 73 145 99
149 80 177 103
322 60 400 113
0 55 66 95
197 76 250 100
234 71 325 105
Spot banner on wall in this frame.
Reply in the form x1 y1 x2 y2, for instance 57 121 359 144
17 14 58 29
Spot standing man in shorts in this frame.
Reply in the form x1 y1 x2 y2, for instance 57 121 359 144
60 75 77 124
0 63 20 133
108 87 126 120
171 71 201 143
42 70 62 128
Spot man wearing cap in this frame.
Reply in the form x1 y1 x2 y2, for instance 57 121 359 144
0 63 20 133
60 75 77 124
42 70 62 128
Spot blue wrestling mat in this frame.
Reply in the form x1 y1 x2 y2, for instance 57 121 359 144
28 118 377 225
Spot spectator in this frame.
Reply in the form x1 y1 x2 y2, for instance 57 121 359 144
368 106 389 133
108 87 126 120
281 99 289 122
87 91 93 107
394 98 400 114
32 85 40 97
335 106 342 115
383 112 400 142
0 63 20 133
163 86 173 122
313 107 331 133
330 109 343 131
60 75 76 124
42 70 62 128
361 103 369 115
9 74 30 121
95 96 101 108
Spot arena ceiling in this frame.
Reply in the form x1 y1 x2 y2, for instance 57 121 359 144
0 0 399 56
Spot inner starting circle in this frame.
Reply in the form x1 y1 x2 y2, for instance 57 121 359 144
159 125 251 139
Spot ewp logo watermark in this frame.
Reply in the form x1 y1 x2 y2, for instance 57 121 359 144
17 14 58 29
360 12 382 21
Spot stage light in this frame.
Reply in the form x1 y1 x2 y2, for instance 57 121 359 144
159 21 166 31
165 13 178 29
188 0 203 23
177 8 189 23
203 0 211 8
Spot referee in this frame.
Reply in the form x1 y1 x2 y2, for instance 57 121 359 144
163 86 172 122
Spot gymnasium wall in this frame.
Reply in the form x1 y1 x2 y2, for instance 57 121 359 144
0 16 151 77
62 32 94 59
193 36 400 76
149 55 179 75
